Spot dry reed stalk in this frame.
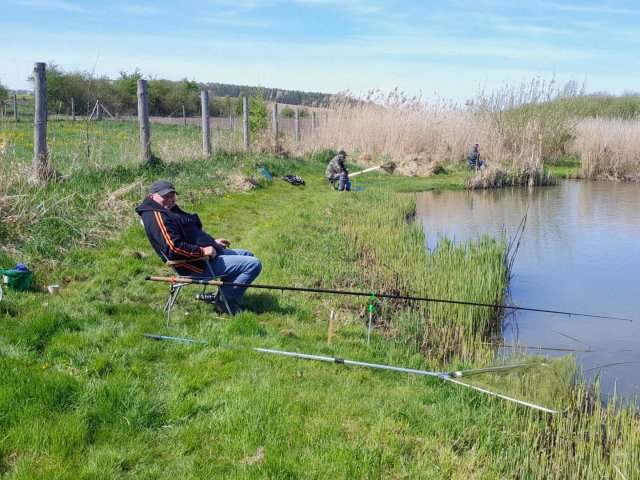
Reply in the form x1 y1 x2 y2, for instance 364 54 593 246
571 117 640 180
281 85 576 183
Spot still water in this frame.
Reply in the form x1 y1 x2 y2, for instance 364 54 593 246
416 180 640 401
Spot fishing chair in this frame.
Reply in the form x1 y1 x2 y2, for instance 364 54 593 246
160 255 233 327
139 219 233 326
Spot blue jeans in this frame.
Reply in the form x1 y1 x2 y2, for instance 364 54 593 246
204 249 262 302
328 173 350 191
468 159 485 171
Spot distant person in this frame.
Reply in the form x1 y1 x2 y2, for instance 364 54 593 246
136 180 262 315
468 142 485 171
325 149 351 191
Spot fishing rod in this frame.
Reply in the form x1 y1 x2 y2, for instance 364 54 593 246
145 276 634 323
143 333 557 414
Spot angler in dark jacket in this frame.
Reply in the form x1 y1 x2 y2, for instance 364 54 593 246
467 142 485 171
136 180 261 314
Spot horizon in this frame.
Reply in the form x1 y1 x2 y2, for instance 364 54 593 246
2 1 640 103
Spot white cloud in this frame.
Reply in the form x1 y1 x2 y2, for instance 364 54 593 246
120 4 163 16
495 23 576 36
536 1 640 15
8 0 86 12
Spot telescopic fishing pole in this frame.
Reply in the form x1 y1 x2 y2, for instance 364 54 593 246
144 276 634 323
143 333 557 414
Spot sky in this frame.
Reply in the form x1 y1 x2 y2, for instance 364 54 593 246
1 0 639 102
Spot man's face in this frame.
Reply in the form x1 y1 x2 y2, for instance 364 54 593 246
338 153 346 161
150 191 176 209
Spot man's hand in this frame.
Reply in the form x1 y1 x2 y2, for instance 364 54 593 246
215 238 231 248
202 246 217 258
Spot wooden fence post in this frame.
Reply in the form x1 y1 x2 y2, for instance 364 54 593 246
295 108 300 143
201 90 211 156
96 99 102 120
137 79 151 162
272 103 278 141
13 95 18 123
71 97 75 121
311 111 317 133
182 105 186 127
32 62 48 182
243 96 249 151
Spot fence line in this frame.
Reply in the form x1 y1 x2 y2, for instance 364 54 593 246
3 62 326 174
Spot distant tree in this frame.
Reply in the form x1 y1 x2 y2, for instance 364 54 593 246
248 92 268 133
280 105 295 118
222 95 233 116
113 69 142 112
235 96 244 116
166 78 199 115
0 81 8 114
147 79 173 115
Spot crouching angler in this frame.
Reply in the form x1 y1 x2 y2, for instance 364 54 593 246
325 149 351 191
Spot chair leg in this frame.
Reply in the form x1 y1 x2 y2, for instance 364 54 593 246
217 288 234 316
164 284 183 328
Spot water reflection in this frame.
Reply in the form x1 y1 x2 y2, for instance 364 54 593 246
416 180 640 401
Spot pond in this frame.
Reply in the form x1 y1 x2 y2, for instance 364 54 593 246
416 180 640 402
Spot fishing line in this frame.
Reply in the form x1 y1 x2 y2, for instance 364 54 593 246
145 276 635 323
583 360 640 373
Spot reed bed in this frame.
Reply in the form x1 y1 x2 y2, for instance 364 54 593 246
285 91 478 175
282 81 640 185
571 117 640 180
281 90 566 187
333 190 507 363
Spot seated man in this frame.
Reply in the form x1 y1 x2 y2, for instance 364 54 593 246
136 180 262 315
325 149 351 191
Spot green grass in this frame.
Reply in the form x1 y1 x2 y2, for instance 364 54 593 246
1 120 638 478
547 156 582 178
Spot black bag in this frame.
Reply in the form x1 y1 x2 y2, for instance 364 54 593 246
281 174 305 186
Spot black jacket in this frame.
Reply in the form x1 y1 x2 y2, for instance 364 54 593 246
135 197 223 275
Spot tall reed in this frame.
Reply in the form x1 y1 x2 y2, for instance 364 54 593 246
333 189 508 363
281 79 593 186
571 117 640 180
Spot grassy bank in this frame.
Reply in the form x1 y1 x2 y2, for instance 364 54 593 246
1 122 638 477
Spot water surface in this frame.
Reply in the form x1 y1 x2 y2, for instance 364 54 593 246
416 180 640 401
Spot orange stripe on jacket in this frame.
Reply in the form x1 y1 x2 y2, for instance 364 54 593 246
154 211 201 258
179 262 204 274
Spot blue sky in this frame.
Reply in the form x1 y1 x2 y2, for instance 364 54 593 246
1 0 639 102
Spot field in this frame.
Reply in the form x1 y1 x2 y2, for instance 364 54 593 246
0 116 639 478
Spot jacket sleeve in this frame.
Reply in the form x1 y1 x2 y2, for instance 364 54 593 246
141 210 205 261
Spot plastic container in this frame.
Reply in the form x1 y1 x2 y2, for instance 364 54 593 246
2 268 33 292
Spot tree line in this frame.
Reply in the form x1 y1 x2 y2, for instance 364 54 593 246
15 63 331 118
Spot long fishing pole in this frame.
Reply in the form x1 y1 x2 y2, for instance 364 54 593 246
145 276 634 323
143 333 557 414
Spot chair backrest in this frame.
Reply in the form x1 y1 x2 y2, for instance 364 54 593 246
139 215 215 278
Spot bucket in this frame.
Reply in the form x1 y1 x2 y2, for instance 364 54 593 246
2 268 33 292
